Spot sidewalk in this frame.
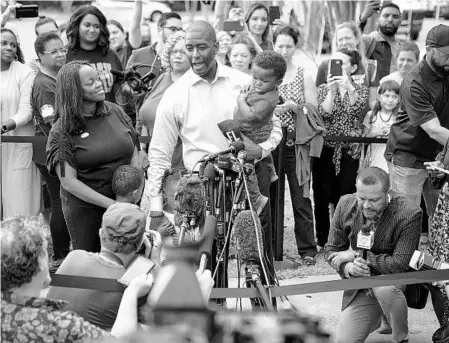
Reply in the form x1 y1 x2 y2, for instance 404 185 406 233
228 275 439 343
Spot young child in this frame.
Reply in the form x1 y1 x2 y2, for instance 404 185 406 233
112 165 145 204
233 50 287 214
363 80 401 172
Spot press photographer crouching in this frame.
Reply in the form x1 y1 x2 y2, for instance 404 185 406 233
47 202 161 330
1 216 153 342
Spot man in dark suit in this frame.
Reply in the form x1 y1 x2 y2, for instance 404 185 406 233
324 167 422 343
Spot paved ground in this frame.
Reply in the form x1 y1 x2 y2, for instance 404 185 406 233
228 275 439 343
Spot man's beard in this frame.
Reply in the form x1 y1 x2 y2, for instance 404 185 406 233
430 55 449 76
379 23 399 37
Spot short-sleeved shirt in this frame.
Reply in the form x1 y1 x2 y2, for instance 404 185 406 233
31 70 56 165
46 102 138 207
1 291 108 343
47 250 126 330
315 59 380 88
385 59 449 169
235 88 279 129
66 46 123 103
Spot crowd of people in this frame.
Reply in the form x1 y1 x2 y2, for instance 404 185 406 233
1 0 449 342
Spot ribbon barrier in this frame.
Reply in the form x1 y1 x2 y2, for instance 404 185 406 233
49 269 449 299
1 135 389 145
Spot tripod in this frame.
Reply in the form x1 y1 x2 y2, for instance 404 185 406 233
198 153 274 308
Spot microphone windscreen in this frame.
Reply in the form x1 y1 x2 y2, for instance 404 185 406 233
204 163 216 180
173 176 205 219
230 140 245 154
233 210 264 264
217 119 243 140
198 215 216 255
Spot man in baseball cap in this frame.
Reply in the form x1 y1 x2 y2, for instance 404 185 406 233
385 22 449 256
48 203 161 330
426 24 449 74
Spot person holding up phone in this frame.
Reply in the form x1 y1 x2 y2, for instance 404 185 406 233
47 202 162 330
315 49 370 249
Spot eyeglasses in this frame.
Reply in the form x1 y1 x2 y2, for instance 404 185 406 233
170 49 187 56
163 26 184 33
42 48 68 56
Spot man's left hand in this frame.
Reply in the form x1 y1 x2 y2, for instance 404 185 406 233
241 134 262 160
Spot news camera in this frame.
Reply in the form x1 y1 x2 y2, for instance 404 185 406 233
111 64 158 93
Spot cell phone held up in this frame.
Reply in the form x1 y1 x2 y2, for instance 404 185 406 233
269 6 280 25
223 20 244 32
117 256 155 287
329 59 343 77
15 5 39 19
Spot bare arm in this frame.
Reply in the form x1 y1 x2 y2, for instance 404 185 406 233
56 162 115 208
236 93 258 121
321 87 335 115
368 86 377 109
303 72 318 107
128 0 143 49
421 117 449 146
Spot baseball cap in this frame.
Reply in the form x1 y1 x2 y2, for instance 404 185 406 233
426 24 449 54
101 203 145 245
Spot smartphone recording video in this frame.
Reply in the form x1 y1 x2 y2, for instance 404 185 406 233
329 59 343 77
15 5 39 19
269 6 280 25
223 20 244 32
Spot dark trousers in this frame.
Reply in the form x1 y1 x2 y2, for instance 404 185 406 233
312 146 359 247
423 283 448 326
255 160 276 286
272 146 316 257
61 193 105 253
36 163 71 259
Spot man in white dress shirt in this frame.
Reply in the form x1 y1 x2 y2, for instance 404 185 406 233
142 20 282 281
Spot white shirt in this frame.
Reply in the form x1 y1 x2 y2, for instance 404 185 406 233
143 63 283 211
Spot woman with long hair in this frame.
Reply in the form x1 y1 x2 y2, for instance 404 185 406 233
227 35 257 75
46 61 141 252
216 31 232 66
1 28 40 218
243 3 274 52
139 33 190 213
314 48 370 250
31 32 71 268
316 21 378 109
65 5 123 103
270 26 319 264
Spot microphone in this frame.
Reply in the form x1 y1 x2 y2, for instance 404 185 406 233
110 69 126 79
233 210 264 263
357 223 374 260
198 215 217 273
409 250 449 271
234 210 273 310
173 176 205 245
199 140 245 163
217 119 243 141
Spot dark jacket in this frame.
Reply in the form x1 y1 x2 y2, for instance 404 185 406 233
324 192 422 310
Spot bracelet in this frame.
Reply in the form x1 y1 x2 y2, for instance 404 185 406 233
149 211 164 218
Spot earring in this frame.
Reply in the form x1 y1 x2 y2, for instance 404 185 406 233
14 54 18 60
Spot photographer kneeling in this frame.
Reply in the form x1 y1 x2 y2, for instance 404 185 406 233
48 202 162 330
1 216 152 342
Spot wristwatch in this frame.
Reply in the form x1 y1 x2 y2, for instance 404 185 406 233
1 124 8 134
